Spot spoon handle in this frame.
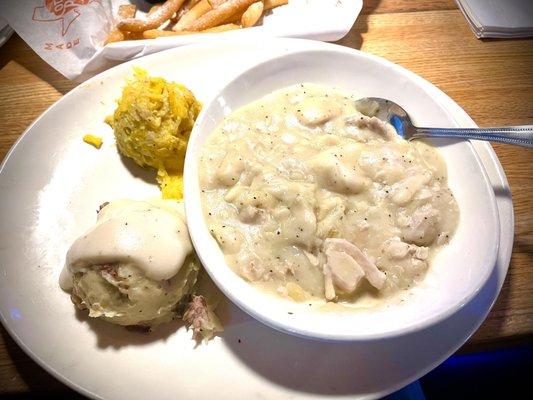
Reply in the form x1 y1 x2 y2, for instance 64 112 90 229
411 125 533 148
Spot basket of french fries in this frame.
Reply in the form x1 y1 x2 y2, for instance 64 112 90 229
107 0 288 42
0 0 362 80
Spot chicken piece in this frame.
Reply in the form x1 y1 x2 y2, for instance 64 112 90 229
239 205 262 224
325 248 365 293
324 238 386 290
401 204 440 245
345 115 398 141
414 246 429 260
391 170 432 206
382 237 411 259
382 236 429 261
183 295 222 342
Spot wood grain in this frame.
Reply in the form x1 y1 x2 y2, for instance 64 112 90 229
0 0 532 396
363 0 456 14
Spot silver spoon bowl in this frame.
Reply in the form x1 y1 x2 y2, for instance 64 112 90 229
356 97 533 148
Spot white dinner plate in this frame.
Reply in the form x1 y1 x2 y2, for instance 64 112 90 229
0 38 513 400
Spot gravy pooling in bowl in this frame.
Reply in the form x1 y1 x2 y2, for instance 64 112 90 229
199 84 458 303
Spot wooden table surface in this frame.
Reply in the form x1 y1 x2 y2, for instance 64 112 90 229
0 0 532 397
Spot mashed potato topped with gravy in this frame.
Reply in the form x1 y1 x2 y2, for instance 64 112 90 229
199 84 459 303
61 199 222 339
108 68 201 199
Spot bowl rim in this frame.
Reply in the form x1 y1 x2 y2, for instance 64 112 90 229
184 47 500 342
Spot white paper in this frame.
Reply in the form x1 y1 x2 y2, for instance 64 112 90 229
0 1 115 79
0 0 362 81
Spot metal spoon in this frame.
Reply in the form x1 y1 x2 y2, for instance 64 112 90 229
355 98 533 148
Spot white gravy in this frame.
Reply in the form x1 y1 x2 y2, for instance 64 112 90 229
62 199 192 285
200 84 459 302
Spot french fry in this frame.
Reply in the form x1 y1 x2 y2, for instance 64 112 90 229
226 0 286 24
208 0 228 6
107 5 137 44
143 29 191 38
106 30 143 44
202 23 240 32
263 0 288 9
148 4 162 16
173 0 212 31
106 29 125 43
144 23 240 38
124 31 144 40
185 0 256 31
118 0 186 32
241 1 263 28
150 2 179 23
177 0 201 19
118 4 137 19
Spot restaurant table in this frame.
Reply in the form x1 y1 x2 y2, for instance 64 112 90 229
0 0 531 397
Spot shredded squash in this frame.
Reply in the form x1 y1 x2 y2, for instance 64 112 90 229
108 68 201 199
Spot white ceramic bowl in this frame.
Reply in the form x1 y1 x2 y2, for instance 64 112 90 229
184 49 500 341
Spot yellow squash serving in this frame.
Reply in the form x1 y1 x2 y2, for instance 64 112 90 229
108 68 201 199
